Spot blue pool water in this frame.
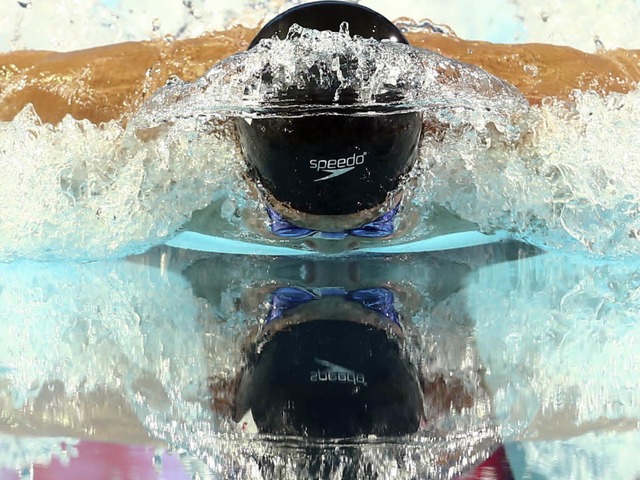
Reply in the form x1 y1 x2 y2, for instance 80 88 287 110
1 1 640 479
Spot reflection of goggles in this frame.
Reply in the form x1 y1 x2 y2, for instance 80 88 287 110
267 204 400 239
266 286 401 325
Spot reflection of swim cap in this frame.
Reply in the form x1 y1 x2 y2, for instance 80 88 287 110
234 320 423 438
237 1 422 221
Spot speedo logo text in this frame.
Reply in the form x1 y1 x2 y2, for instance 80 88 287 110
309 151 367 182
309 358 367 386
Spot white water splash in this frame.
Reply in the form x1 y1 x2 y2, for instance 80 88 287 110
0 105 242 261
0 257 210 417
467 253 640 431
133 25 527 121
421 89 640 259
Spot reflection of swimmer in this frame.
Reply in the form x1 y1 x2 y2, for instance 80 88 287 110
0 245 534 478
180 242 540 478
4 245 640 477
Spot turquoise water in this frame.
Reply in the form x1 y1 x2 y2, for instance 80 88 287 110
2 1 640 478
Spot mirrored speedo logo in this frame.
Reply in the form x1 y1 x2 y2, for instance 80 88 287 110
309 152 367 182
310 358 367 386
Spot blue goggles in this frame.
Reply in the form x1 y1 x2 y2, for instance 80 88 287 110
266 204 400 239
266 286 401 326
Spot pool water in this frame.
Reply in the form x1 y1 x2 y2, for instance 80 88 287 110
1 0 640 479
2 244 640 479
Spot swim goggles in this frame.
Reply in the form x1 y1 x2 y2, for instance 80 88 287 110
266 204 400 239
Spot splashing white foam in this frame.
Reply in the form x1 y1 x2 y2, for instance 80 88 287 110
0 257 210 413
0 104 242 261
421 88 640 259
133 25 527 122
467 253 640 430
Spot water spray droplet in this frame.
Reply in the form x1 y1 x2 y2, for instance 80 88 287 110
17 0 32 8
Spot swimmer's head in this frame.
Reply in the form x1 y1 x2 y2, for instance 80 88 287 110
236 1 422 230
234 312 423 438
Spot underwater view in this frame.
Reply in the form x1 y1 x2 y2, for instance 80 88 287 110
1 0 640 478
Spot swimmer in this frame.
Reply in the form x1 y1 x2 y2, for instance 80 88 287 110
231 2 423 250
169 1 523 253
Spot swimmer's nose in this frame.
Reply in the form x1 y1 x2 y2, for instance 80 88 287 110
249 1 410 48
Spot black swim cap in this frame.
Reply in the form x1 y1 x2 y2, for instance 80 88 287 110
247 1 410 49
234 320 423 438
237 1 422 219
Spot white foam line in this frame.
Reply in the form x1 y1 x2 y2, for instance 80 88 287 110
165 230 512 256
